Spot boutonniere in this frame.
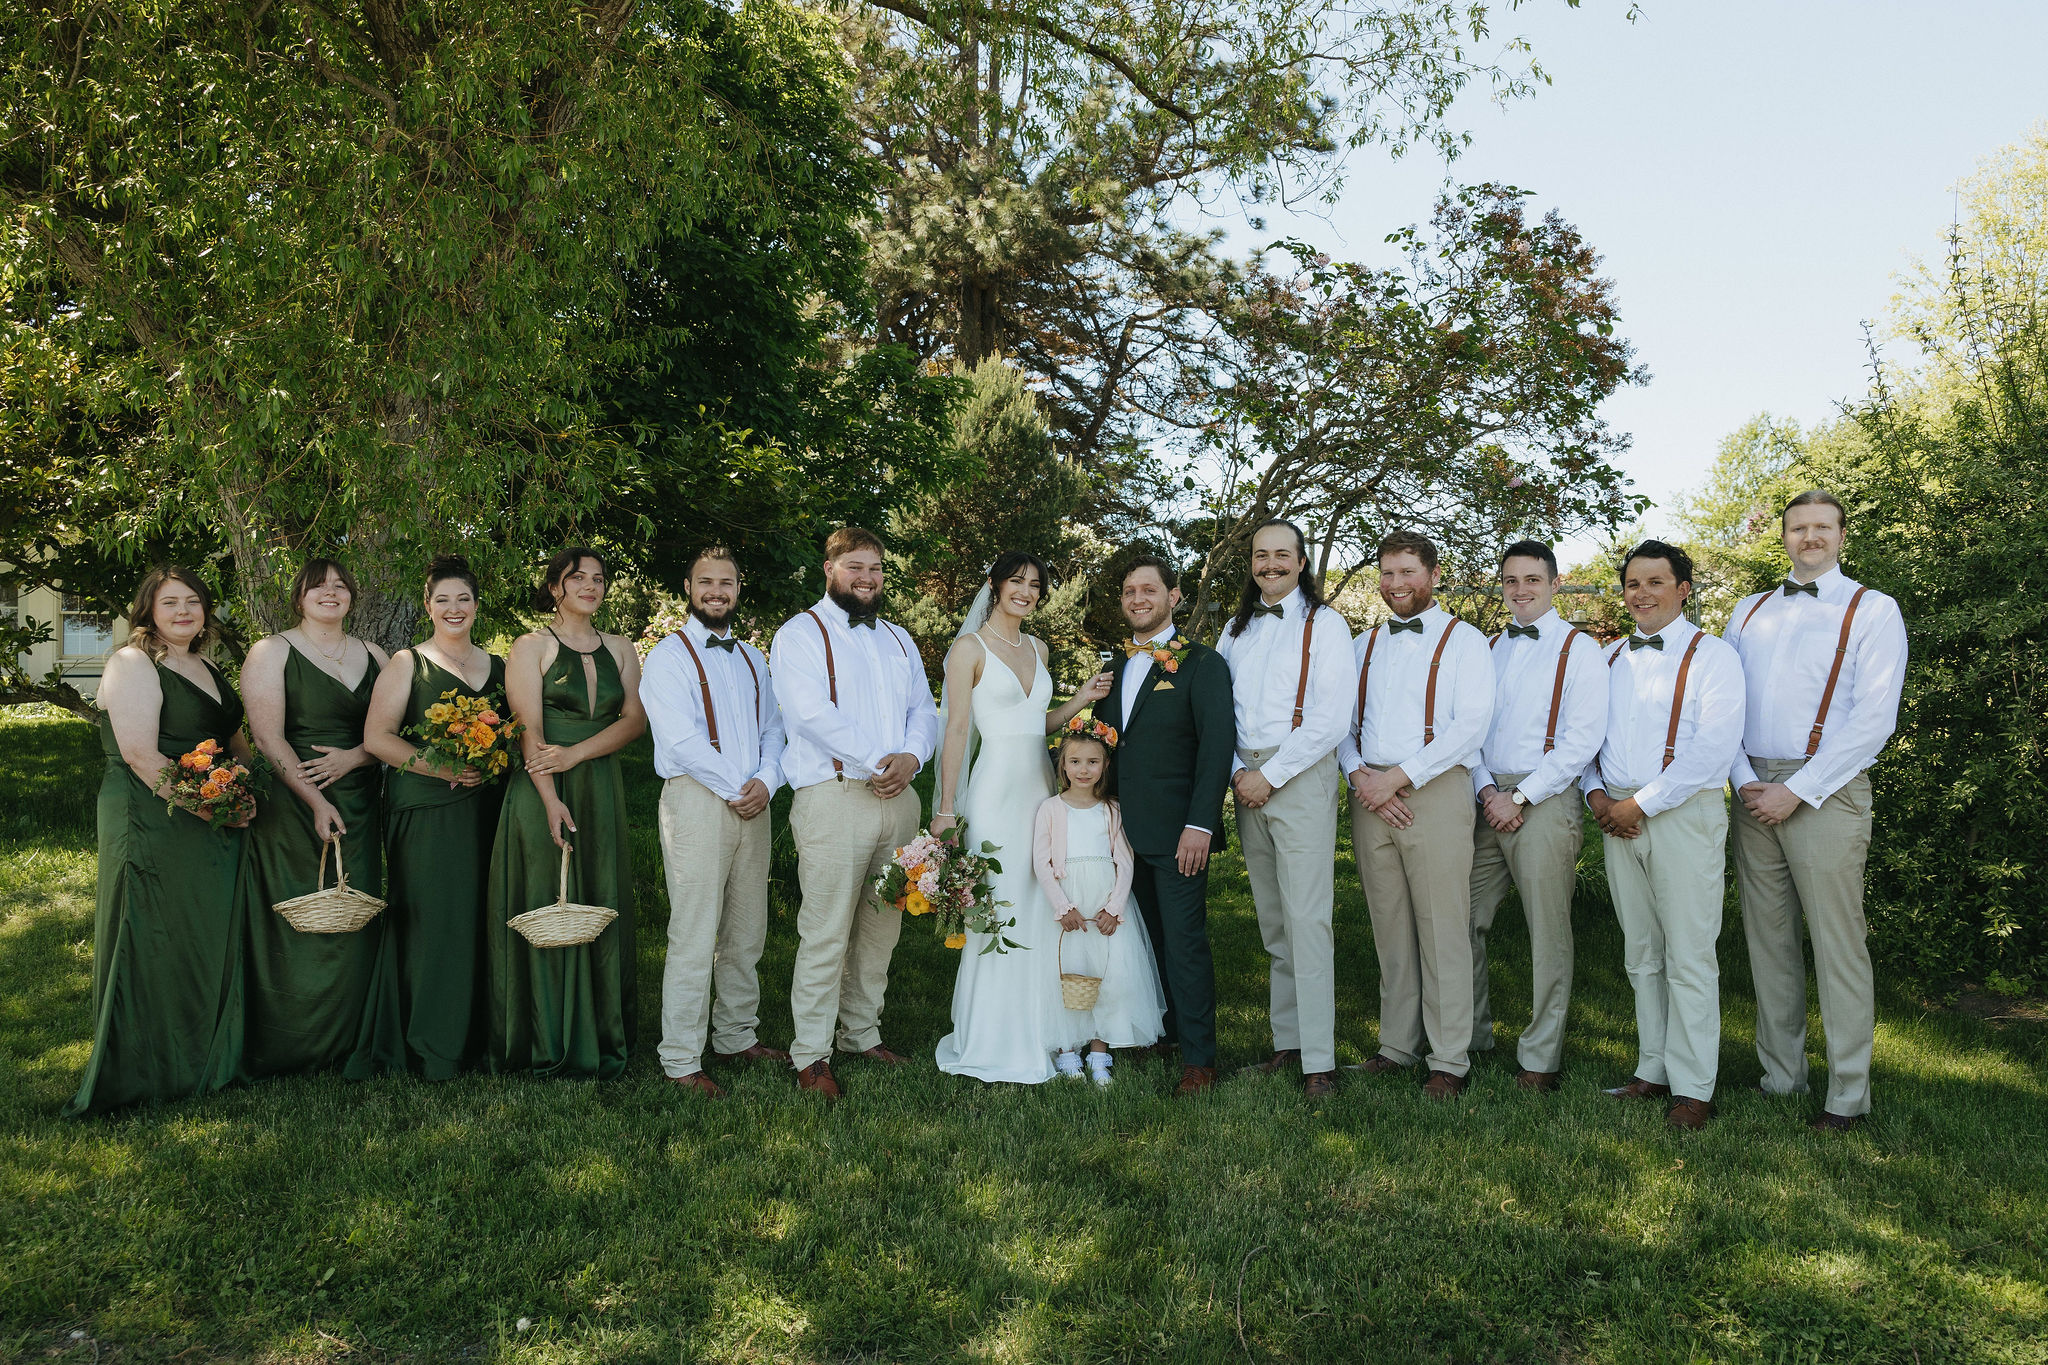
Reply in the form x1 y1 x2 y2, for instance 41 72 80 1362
1143 638 1191 675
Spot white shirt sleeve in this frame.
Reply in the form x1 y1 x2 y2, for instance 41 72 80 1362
1392 623 1493 790
1633 638 1745 818
894 624 941 771
1515 633 1608 806
752 649 787 794
641 640 738 801
1336 632 1368 776
1723 596 1764 792
1784 594 1907 807
771 621 883 776
1262 608 1356 790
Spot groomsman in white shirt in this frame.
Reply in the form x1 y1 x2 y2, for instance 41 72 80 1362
1338 530 1494 1100
1724 490 1907 1132
770 527 940 1100
1469 539 1606 1092
1216 520 1355 1100
641 547 787 1097
1583 540 1745 1130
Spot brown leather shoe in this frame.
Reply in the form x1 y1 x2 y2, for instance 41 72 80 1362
1175 1064 1218 1097
1809 1110 1862 1133
1345 1053 1407 1077
712 1043 790 1065
1422 1070 1469 1101
1665 1096 1715 1130
796 1060 841 1100
1604 1076 1672 1100
1241 1048 1300 1076
1516 1069 1562 1092
1302 1070 1338 1100
857 1045 910 1066
667 1070 725 1098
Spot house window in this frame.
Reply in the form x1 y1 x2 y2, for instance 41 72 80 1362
0 582 15 628
62 594 113 656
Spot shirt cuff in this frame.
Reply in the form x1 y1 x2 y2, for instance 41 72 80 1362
1471 765 1497 798
1184 825 1212 836
1262 762 1301 790
1632 779 1674 819
863 748 894 776
1230 755 1246 777
1785 767 1832 809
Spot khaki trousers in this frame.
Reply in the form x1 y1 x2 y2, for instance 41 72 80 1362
788 779 918 1071
1734 759 1877 1117
1602 783 1727 1103
656 776 772 1078
1469 772 1583 1074
1237 747 1341 1073
1351 766 1477 1076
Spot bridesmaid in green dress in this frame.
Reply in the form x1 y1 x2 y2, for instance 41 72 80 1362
239 559 391 1078
68 566 256 1117
487 548 646 1078
348 556 508 1080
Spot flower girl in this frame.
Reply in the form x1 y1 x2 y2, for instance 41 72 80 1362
1032 720 1166 1087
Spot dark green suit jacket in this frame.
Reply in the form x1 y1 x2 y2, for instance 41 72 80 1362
1102 633 1237 858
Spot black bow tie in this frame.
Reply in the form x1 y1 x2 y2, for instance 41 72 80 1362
1628 633 1663 652
1252 601 1285 619
1388 617 1425 634
1782 579 1819 598
703 634 739 652
1505 622 1540 640
845 612 878 630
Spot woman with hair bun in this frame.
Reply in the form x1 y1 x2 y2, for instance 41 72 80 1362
238 558 391 1078
485 547 645 1078
68 566 256 1116
349 556 508 1080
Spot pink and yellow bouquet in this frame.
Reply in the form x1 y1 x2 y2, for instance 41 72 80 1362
159 739 260 825
402 689 524 782
874 824 1019 955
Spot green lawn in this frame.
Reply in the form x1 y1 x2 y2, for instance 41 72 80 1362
1 706 2042 1364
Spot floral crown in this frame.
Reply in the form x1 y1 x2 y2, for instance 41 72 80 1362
1051 714 1119 751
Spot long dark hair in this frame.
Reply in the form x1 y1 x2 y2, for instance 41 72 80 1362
1228 518 1327 637
538 546 608 613
979 550 1054 623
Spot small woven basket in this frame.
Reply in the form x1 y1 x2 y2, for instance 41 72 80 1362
507 843 617 948
272 837 386 934
1058 929 1103 1011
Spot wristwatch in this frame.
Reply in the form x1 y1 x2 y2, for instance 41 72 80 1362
1509 789 1529 808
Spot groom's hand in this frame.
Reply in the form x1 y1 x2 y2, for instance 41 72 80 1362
871 752 918 798
1175 826 1211 877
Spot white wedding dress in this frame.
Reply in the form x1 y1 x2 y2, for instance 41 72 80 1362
932 640 1070 1083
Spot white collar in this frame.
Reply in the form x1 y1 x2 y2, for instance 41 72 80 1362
1787 564 1845 591
684 614 737 646
1133 623 1177 648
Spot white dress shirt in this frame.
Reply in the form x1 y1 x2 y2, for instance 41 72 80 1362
1583 617 1745 817
1472 608 1607 804
770 596 940 790
1336 605 1494 788
1723 567 1907 807
641 616 785 801
1119 624 1178 731
1214 588 1355 787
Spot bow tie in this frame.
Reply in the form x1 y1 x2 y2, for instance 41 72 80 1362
703 634 739 653
1123 636 1172 658
1252 601 1285 619
1628 633 1663 652
1387 617 1425 635
1505 622 1540 640
1782 579 1819 598
845 612 878 630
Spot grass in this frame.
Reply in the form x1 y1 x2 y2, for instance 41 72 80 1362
0 704 2043 1363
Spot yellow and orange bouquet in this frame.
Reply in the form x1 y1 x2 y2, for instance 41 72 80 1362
159 739 261 825
873 824 1019 955
402 689 524 782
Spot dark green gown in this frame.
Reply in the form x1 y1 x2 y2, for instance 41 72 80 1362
345 649 506 1081
486 632 637 1078
67 660 247 1117
240 645 385 1079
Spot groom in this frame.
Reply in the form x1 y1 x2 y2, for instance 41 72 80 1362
1101 556 1236 1095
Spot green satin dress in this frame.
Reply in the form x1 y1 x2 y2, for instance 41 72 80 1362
67 659 247 1118
240 645 385 1078
345 649 507 1081
485 632 636 1078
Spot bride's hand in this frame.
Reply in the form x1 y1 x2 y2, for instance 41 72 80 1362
1080 671 1114 703
928 812 959 837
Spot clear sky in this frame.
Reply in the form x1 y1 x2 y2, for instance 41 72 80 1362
1243 0 2048 560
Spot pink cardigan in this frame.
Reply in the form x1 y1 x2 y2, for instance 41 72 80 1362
1032 795 1135 921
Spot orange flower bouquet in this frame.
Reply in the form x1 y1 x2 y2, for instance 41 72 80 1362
402 689 524 783
159 739 261 825
873 824 1019 955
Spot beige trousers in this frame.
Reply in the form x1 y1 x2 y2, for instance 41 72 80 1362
1602 783 1727 1103
1469 772 1584 1074
1237 747 1341 1073
788 779 919 1070
1734 759 1877 1117
656 776 773 1078
1351 765 1477 1076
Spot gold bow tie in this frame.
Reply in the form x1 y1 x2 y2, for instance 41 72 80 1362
1123 637 1170 658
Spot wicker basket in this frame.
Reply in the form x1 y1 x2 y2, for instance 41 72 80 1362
507 843 617 948
1058 929 1102 1011
272 837 387 934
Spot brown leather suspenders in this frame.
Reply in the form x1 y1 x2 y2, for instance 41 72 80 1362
1601 630 1702 774
805 608 911 779
1350 625 1383 748
672 631 760 755
1350 618 1462 749
1289 606 1317 730
1543 628 1588 753
1735 584 1872 758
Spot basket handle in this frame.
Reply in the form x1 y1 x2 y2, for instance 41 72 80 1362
330 836 348 890
315 836 333 892
557 841 574 905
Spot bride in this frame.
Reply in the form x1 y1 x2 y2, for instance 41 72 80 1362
932 552 1114 1083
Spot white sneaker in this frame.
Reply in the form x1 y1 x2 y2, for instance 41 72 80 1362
1086 1052 1113 1088
1054 1049 1084 1080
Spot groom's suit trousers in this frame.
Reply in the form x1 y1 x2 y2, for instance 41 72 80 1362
1236 747 1341 1073
788 778 919 1071
1131 854 1218 1069
656 775 772 1078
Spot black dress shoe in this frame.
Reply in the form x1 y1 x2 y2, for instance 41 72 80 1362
1809 1110 1862 1133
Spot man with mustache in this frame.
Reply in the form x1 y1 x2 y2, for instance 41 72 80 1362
1724 491 1907 1132
1337 530 1493 1100
770 527 940 1100
642 546 787 1098
1215 519 1355 1100
1584 540 1745 1131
